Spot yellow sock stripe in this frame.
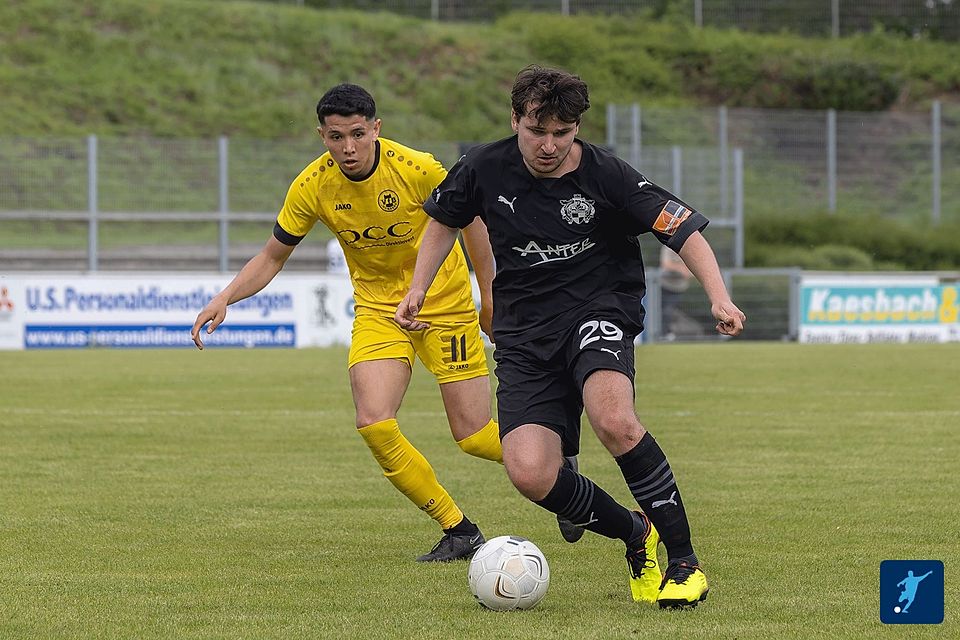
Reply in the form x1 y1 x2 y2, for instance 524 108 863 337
455 419 503 464
357 418 463 530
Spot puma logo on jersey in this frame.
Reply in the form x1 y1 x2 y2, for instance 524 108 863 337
601 348 621 360
638 178 652 190
498 195 517 213
334 203 352 211
652 491 678 509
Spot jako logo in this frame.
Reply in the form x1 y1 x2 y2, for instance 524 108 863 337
334 203 352 211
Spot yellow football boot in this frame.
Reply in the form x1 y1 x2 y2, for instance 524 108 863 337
657 561 709 608
625 511 662 603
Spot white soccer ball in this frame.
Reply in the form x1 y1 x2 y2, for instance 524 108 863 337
467 535 550 611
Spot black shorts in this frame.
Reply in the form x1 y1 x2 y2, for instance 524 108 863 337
494 310 637 457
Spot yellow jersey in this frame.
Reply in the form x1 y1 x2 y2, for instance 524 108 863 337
276 138 476 320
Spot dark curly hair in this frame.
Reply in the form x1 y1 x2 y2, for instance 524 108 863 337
511 65 590 125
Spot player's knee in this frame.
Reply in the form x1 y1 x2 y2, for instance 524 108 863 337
504 457 554 501
592 412 645 449
355 410 397 429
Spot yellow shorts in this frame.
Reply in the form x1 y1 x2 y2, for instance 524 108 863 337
348 311 490 384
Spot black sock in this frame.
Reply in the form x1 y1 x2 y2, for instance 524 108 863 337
616 432 695 560
670 553 699 567
535 466 633 541
445 514 478 536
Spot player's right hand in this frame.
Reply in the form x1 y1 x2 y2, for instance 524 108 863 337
395 289 429 331
711 300 746 337
191 300 227 350
478 303 494 344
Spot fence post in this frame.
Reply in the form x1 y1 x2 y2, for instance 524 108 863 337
719 105 728 215
646 269 661 343
629 103 641 169
932 100 941 225
218 136 229 273
560 0 569 16
694 0 702 28
87 134 98 272
827 109 837 212
733 147 744 269
672 145 682 196
431 0 439 20
831 0 840 37
605 103 617 152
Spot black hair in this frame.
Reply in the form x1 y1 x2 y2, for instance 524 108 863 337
316 84 376 125
511 65 590 125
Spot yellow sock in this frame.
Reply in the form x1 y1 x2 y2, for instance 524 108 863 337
456 419 503 464
357 418 463 530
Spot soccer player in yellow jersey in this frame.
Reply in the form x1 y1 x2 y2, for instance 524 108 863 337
190 84 507 562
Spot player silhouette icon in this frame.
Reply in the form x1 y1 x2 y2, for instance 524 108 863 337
897 570 933 612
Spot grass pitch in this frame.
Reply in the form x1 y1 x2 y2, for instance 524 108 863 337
1 343 957 639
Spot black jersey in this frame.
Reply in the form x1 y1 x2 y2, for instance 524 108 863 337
424 136 709 348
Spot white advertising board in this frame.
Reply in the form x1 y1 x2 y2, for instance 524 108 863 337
799 274 960 344
0 273 356 350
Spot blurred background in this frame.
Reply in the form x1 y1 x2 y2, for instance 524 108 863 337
2 0 958 344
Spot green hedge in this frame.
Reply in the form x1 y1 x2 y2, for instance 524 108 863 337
746 213 960 270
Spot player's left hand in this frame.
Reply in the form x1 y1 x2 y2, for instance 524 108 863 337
712 300 746 337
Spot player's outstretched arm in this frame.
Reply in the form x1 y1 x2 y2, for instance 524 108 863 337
461 217 495 341
191 236 295 349
396 218 461 331
677 231 746 337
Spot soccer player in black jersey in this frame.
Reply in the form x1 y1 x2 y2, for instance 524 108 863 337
397 65 745 608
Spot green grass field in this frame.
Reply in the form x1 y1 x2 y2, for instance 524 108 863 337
1 343 957 639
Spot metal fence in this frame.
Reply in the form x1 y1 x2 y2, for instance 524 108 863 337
2 103 956 274
697 0 959 39
606 101 958 225
278 0 960 39
643 267 798 342
0 132 743 273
